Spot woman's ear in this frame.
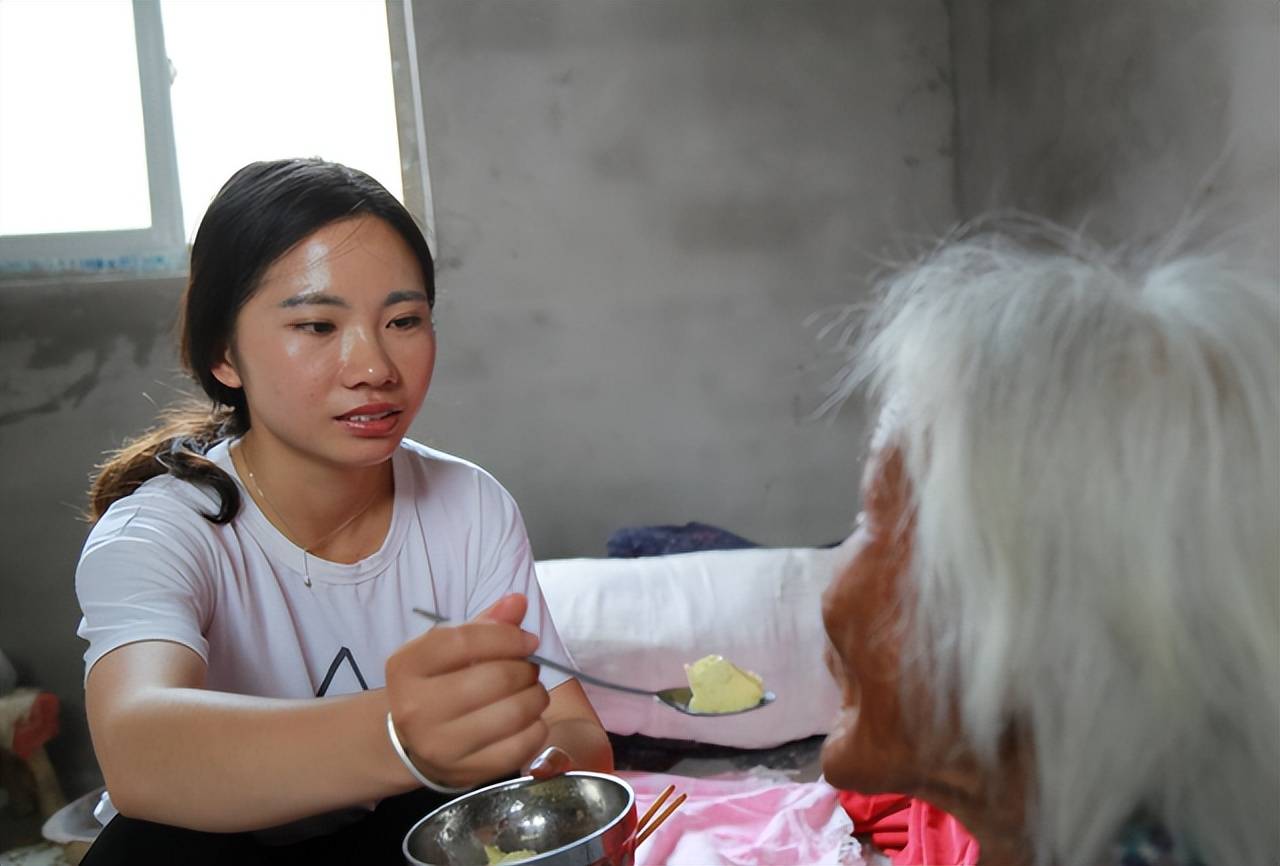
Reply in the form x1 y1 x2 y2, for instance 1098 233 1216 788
210 346 243 390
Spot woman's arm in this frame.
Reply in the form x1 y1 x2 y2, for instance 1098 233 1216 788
87 640 405 831
88 601 548 832
526 679 614 777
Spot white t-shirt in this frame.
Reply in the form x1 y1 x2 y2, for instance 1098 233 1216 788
76 438 573 699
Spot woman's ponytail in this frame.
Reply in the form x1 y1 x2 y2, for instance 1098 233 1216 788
87 401 245 523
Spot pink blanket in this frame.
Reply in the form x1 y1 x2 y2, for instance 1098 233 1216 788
621 771 863 866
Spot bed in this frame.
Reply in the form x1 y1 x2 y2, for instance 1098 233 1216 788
534 533 866 864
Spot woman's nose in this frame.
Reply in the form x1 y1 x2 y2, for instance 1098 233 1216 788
340 330 398 389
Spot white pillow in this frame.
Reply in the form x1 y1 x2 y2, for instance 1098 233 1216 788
535 546 844 750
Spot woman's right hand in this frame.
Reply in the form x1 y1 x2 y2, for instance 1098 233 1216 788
384 594 550 789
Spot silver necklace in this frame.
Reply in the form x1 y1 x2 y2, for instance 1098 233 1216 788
237 442 384 587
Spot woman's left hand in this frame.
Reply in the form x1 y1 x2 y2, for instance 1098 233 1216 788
526 745 573 780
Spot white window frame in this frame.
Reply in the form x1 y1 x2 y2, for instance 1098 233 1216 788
0 0 185 279
387 0 437 256
0 0 434 280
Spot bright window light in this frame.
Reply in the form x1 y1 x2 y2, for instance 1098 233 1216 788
0 0 152 236
159 0 404 241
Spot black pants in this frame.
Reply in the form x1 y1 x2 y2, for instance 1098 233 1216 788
79 788 453 866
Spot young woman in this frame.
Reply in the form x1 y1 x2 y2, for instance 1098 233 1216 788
75 158 612 865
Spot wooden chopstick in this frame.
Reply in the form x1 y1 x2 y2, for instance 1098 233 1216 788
636 784 674 834
634 792 687 848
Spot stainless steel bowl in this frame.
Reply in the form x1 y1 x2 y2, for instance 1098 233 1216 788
402 771 637 866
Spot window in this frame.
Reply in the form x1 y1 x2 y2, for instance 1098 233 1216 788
0 0 183 276
0 0 432 279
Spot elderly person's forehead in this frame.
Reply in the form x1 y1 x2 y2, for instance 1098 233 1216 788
862 395 906 488
870 394 904 451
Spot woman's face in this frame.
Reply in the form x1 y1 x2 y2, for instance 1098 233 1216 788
212 214 435 470
820 444 924 793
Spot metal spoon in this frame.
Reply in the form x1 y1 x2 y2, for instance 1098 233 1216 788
411 608 776 716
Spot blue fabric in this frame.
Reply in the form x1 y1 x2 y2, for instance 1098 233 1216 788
605 521 761 558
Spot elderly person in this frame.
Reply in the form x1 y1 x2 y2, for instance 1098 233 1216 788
820 227 1279 866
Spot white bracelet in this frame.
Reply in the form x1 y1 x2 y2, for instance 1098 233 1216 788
385 712 470 794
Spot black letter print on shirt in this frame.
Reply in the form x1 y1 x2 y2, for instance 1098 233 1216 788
316 646 369 697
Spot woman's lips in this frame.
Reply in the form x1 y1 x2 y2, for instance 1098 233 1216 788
335 405 402 437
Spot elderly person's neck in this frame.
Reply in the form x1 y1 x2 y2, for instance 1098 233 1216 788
912 749 1034 866
868 697 1037 866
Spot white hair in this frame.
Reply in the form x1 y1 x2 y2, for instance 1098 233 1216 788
833 222 1279 866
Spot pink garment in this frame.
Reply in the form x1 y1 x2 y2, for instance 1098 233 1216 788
620 771 863 866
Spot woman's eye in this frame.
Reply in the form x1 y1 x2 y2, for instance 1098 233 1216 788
293 322 336 335
388 315 423 330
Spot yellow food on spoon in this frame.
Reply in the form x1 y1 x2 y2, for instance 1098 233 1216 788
484 844 539 865
684 654 765 713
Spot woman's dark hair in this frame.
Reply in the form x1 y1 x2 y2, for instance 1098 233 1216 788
88 158 435 522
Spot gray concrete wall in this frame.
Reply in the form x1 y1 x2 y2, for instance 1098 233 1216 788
0 1 955 796
0 278 189 797
408 0 955 555
950 0 1279 253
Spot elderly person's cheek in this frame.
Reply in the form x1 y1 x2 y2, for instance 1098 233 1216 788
819 565 871 789
819 524 921 795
